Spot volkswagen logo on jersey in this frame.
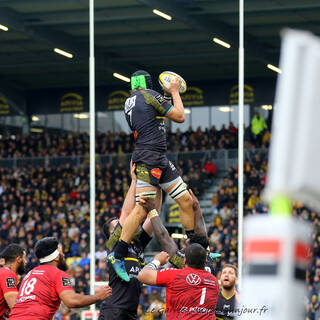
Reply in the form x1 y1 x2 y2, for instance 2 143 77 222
186 273 201 286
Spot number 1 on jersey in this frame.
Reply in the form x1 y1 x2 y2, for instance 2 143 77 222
199 287 206 305
127 109 133 126
125 96 136 127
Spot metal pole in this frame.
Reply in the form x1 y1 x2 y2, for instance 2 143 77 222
238 0 244 290
89 0 96 318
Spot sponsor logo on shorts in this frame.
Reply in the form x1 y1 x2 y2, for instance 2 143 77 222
62 277 72 287
186 273 201 286
6 277 16 288
151 168 162 179
136 164 150 183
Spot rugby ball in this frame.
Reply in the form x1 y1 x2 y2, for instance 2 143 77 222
158 71 187 94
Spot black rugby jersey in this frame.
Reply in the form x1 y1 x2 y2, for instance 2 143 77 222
101 223 151 312
215 290 236 320
169 249 217 276
124 89 173 152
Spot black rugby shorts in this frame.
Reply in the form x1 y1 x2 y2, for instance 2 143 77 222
132 149 180 187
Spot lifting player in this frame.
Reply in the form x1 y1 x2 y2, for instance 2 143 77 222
99 163 154 320
139 189 221 274
108 70 194 281
138 244 220 320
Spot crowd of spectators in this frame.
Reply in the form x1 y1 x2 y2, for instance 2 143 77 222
209 152 320 320
0 122 270 159
0 154 213 320
0 117 318 320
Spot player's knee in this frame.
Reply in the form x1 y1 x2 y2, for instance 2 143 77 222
135 190 157 204
168 179 188 201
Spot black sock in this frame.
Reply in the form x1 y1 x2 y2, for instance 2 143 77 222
114 240 129 259
186 230 195 239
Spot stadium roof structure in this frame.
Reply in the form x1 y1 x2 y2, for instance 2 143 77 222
0 0 320 114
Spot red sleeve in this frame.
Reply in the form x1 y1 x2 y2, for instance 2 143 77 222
54 270 74 295
0 269 18 295
156 268 178 287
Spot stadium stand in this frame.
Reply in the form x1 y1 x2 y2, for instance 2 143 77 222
0 124 271 158
0 124 318 320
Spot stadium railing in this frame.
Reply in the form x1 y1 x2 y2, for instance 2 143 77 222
0 148 268 170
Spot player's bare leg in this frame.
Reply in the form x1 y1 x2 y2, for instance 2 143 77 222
110 186 159 281
155 187 162 213
165 178 194 235
120 196 151 242
174 192 194 231
120 204 147 242
141 187 162 235
116 186 156 243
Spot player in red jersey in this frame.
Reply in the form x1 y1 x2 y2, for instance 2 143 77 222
0 244 27 320
138 244 219 320
9 237 112 320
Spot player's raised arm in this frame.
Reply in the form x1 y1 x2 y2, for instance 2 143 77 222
163 77 185 123
138 251 169 285
189 189 207 236
139 196 178 256
59 286 112 308
140 187 162 237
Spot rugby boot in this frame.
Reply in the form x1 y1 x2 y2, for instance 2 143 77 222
209 252 222 259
